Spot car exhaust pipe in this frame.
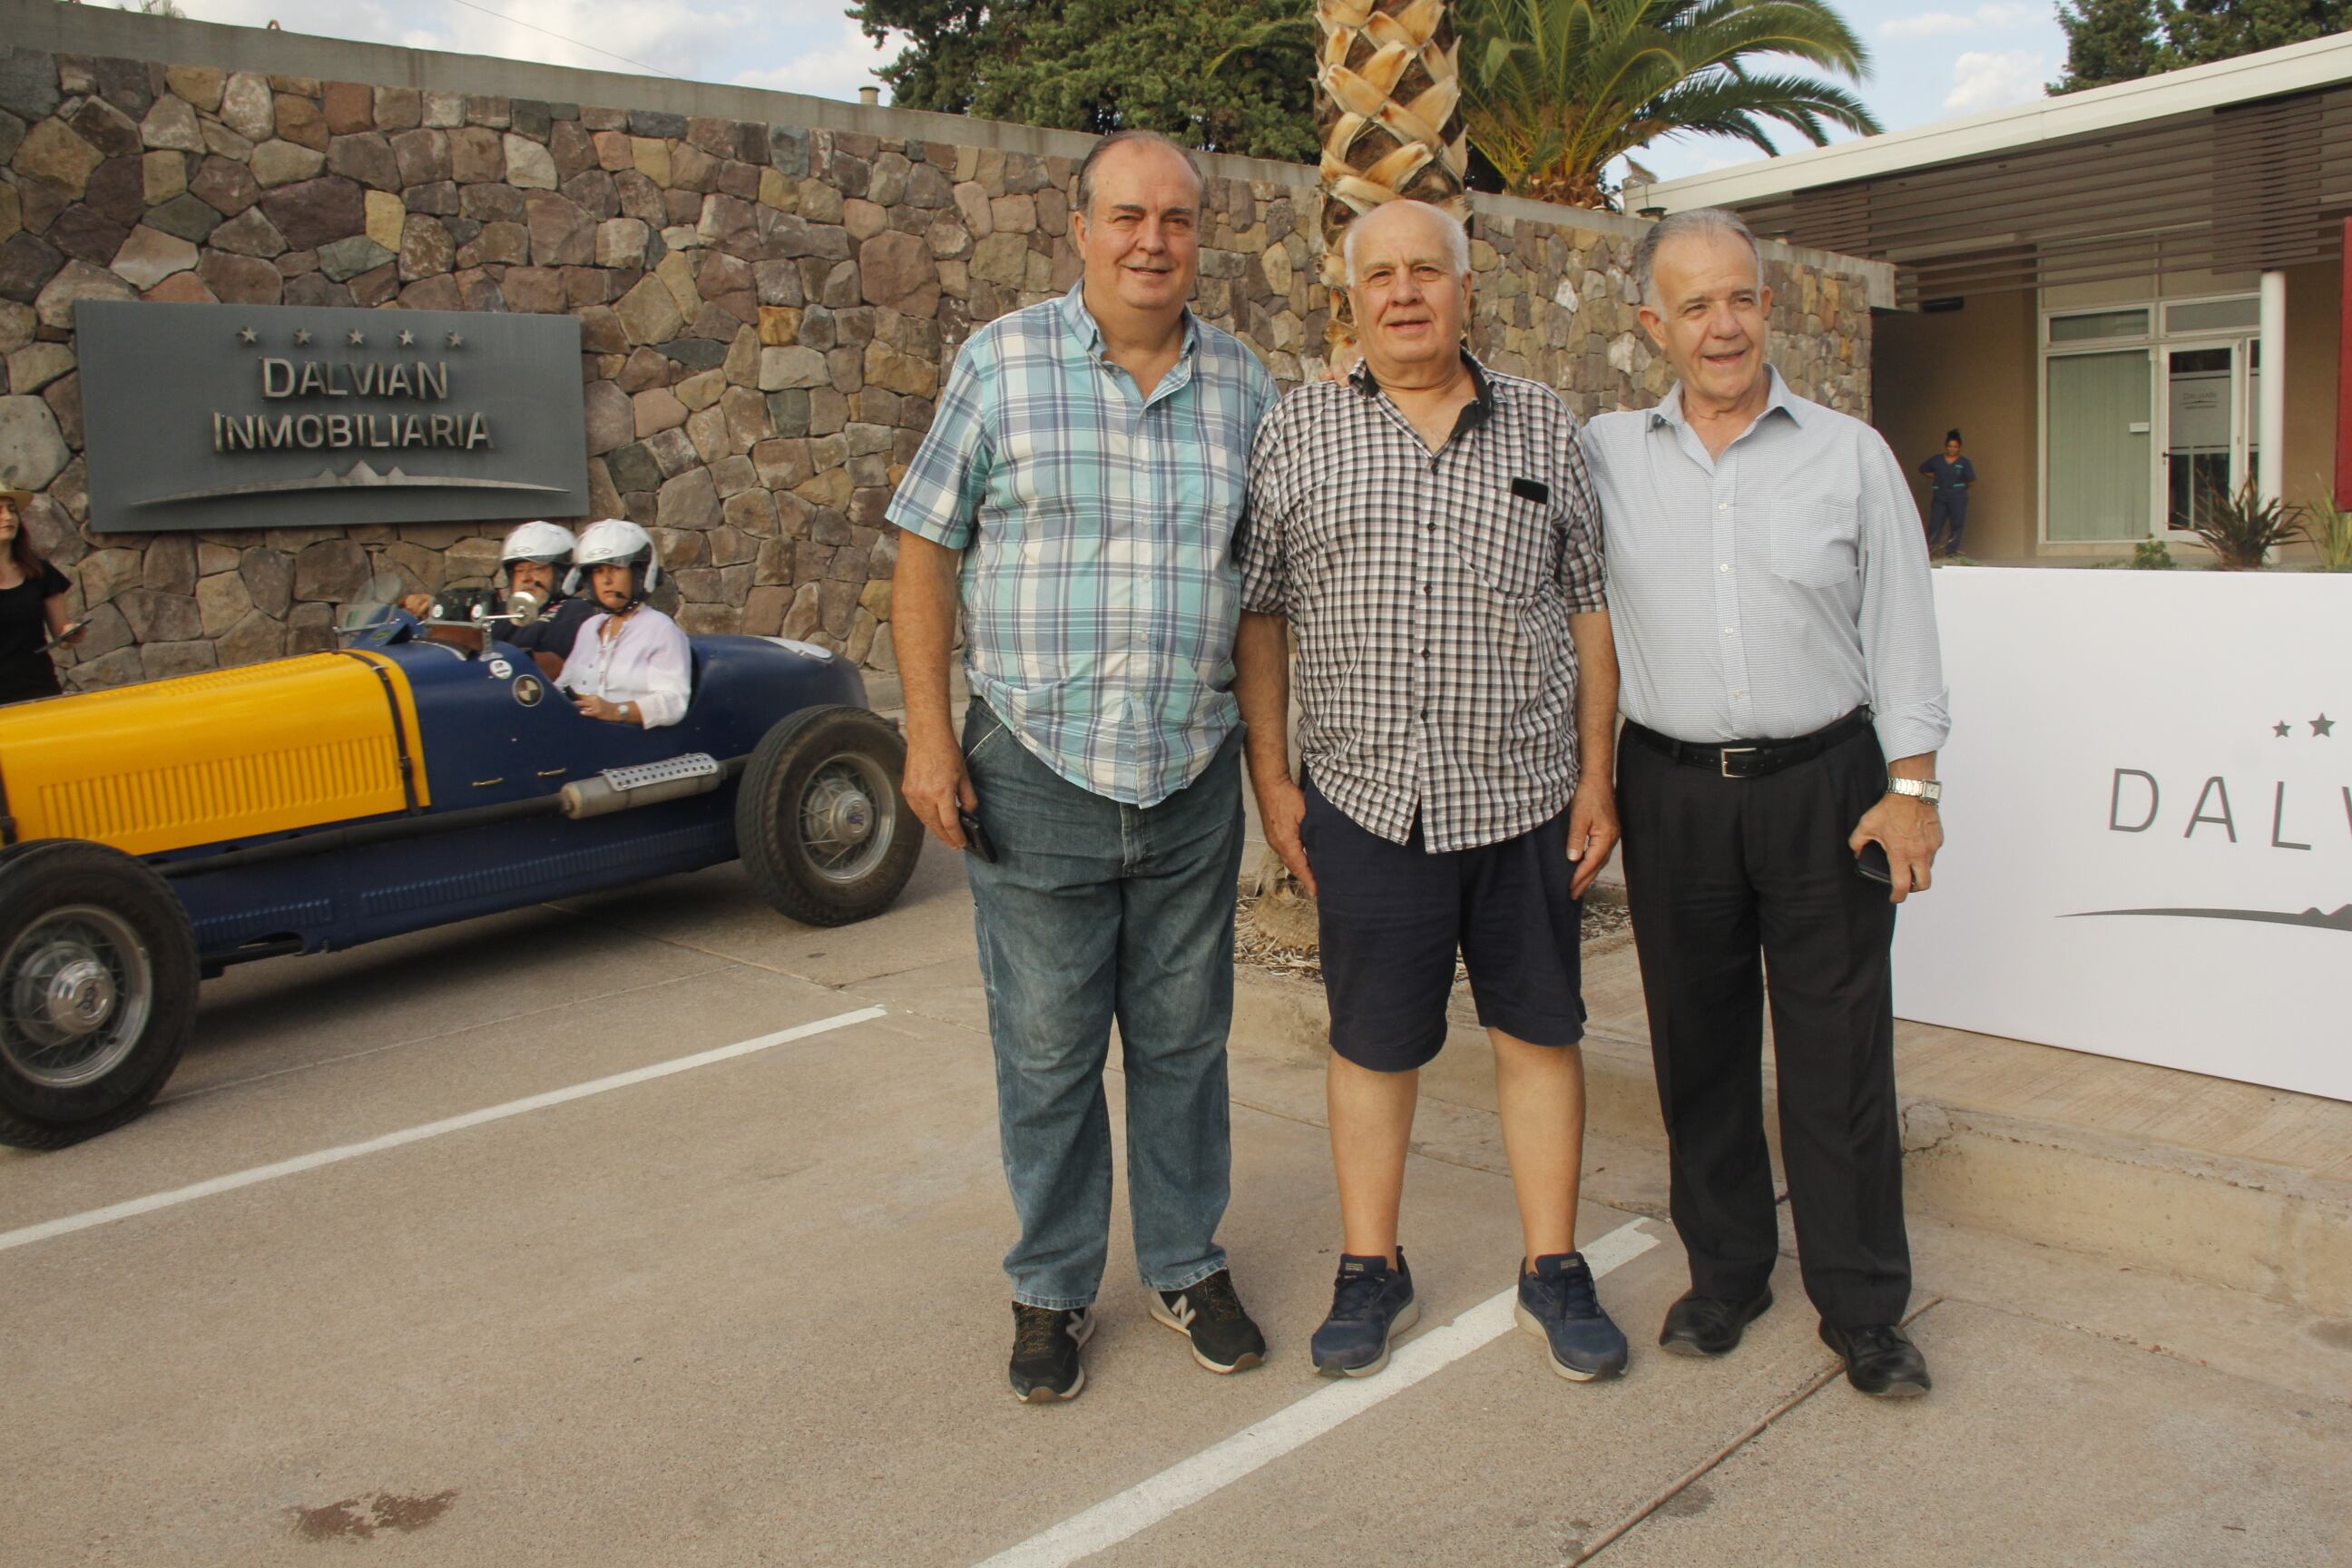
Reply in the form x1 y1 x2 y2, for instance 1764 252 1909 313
559 753 735 818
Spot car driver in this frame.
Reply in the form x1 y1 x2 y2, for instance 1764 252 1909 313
404 521 599 672
556 519 691 729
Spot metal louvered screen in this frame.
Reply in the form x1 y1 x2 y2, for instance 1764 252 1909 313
1727 85 2352 307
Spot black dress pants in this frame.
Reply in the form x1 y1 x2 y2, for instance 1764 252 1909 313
1618 726 1911 1328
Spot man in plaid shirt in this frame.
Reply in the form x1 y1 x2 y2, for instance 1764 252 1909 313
1234 200 1628 1383
888 131 1276 1404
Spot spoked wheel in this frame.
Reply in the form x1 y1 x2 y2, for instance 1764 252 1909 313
0 842 197 1150
735 706 923 926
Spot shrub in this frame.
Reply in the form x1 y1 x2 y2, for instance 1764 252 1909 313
2130 539 2176 570
2190 477 2303 569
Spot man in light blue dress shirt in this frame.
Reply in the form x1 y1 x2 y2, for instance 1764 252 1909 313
888 131 1276 1404
1580 209 1950 1399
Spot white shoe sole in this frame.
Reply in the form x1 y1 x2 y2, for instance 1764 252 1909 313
1515 1301 1625 1382
1011 1310 1095 1404
1147 1296 1266 1374
1314 1296 1421 1378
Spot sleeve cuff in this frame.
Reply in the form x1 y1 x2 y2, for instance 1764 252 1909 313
1874 700 1950 766
885 501 973 552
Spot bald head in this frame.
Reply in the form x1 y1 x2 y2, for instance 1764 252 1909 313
1343 200 1469 286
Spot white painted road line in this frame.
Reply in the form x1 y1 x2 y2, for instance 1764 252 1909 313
0 1006 887 1256
975 1218 1661 1568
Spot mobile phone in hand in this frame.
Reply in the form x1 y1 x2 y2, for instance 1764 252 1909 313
958 808 998 864
50 617 90 646
1855 839 1893 885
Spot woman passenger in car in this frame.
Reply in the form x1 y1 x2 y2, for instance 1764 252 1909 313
556 518 691 729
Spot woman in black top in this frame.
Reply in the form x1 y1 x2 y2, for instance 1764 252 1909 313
0 488 80 704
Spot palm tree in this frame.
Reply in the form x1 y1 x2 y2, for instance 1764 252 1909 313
1457 0 1882 209
1312 0 1473 345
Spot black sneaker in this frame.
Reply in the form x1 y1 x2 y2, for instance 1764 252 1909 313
1515 1252 1629 1381
1151 1269 1267 1374
1310 1250 1420 1377
1009 1303 1093 1404
1819 1319 1932 1398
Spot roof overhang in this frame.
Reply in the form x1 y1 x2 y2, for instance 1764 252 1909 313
1645 34 2352 306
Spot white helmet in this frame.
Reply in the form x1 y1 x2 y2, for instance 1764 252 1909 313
567 517 662 605
500 520 577 601
500 519 577 568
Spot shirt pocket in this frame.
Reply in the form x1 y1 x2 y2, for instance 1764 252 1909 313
1768 496 1858 590
1453 494 1554 601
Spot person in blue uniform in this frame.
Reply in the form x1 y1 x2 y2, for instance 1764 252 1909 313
0 488 82 704
1918 430 1976 556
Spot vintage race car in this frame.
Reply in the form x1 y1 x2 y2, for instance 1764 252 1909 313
0 603 922 1149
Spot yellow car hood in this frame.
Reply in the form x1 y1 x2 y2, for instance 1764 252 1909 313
0 652 427 858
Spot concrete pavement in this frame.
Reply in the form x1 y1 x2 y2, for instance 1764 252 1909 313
4 840 2347 1564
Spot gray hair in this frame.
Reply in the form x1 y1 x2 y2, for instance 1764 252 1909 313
1342 200 1471 286
1072 129 1206 219
1633 208 1765 307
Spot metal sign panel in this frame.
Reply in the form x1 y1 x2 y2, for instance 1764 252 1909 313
77 299 587 534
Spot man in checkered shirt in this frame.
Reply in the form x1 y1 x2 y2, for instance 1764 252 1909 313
1233 200 1629 1384
888 131 1275 1405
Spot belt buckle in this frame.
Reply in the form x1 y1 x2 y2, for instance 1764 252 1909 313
1719 746 1759 779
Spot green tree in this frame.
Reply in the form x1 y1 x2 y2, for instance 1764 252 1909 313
852 0 1321 161
1455 0 1881 208
2158 0 2352 65
2053 0 2347 92
2050 0 2164 91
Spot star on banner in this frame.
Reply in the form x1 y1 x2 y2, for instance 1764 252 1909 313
294 328 312 346
237 326 257 344
348 328 367 347
2273 720 2292 738
446 330 466 348
397 328 416 347
2316 714 2337 737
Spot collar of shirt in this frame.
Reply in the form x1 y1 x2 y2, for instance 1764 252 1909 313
1649 364 1807 435
1348 348 1495 448
1054 279 1200 401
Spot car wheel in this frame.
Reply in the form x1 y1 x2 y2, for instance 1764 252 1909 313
736 706 923 927
0 842 198 1150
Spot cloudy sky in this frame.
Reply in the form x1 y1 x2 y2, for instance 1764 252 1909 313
165 0 2065 182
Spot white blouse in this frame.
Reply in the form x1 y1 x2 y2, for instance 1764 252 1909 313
555 605 692 729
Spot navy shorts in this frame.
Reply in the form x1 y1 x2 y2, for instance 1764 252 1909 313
1299 771 1588 1073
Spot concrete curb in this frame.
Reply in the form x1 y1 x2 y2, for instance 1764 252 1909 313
1230 965 2352 1313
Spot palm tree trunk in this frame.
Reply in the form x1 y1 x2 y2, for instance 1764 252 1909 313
1314 0 1471 351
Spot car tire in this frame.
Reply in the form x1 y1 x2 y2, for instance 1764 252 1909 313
735 706 923 927
0 841 198 1150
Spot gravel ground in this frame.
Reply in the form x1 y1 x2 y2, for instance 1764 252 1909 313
1234 890 1633 985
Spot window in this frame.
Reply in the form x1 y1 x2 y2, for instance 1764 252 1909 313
2048 309 2150 344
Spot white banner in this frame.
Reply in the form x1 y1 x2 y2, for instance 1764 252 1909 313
1891 569 2352 1102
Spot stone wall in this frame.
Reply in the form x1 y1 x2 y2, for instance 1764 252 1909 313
0 6 1884 692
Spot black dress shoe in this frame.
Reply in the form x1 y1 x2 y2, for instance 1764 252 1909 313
1818 1319 1932 1397
1658 1289 1773 1357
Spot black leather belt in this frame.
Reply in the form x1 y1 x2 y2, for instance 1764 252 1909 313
1624 709 1873 780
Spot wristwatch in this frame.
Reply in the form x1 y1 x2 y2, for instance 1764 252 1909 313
1886 777 1942 805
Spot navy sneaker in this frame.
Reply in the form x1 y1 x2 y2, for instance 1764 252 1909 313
1516 1251 1629 1381
1151 1269 1268 1374
1009 1303 1093 1404
1310 1250 1420 1377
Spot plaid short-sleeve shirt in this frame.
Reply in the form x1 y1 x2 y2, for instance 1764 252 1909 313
887 282 1276 807
1240 355 1606 853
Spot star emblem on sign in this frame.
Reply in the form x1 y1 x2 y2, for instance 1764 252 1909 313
348 328 367 347
294 328 312 345
2317 714 2337 737
2273 720 2292 738
446 330 465 348
237 326 257 344
397 328 416 347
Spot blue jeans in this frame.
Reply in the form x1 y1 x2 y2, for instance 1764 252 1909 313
962 701 1244 1310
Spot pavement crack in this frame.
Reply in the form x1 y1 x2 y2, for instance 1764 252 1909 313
1567 1296 1946 1565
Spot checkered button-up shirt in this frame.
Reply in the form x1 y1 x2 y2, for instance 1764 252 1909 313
1240 355 1607 853
887 282 1276 806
